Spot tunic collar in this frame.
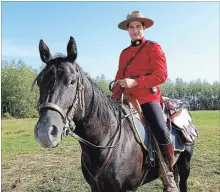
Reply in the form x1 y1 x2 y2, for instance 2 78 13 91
131 37 146 46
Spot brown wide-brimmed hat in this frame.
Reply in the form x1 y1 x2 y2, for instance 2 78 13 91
118 10 154 30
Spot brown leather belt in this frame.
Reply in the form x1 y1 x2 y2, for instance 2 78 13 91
129 74 157 94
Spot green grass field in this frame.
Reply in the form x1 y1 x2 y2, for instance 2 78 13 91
2 111 220 192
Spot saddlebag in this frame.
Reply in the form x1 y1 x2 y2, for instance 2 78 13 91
170 108 199 145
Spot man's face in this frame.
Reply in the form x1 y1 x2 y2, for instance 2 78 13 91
128 21 144 41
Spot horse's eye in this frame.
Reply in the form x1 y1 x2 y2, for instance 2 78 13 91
70 79 75 85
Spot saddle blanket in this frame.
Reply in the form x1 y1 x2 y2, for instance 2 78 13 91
133 117 185 152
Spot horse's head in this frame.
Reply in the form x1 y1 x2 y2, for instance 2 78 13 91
34 37 85 148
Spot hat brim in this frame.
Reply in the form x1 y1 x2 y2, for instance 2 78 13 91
118 18 154 30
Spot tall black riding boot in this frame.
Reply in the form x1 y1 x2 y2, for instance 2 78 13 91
159 143 179 192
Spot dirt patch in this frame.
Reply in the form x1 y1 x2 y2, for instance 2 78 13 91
4 130 26 135
2 144 89 192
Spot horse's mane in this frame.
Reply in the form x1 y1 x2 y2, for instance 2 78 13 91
76 64 121 123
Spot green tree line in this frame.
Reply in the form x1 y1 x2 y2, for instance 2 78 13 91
1 60 39 118
1 60 219 118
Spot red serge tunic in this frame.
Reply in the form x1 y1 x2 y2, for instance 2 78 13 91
112 37 167 105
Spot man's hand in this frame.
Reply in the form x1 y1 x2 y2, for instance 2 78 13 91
116 78 138 88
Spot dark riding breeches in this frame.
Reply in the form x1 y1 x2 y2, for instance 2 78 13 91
141 101 171 145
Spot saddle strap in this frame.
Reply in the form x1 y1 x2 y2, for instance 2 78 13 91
123 94 145 124
123 42 147 77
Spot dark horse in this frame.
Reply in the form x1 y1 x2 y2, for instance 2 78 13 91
34 37 194 192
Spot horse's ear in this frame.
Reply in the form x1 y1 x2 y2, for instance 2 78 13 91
39 40 52 63
67 36 77 62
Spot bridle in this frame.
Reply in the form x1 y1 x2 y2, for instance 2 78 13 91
37 65 124 192
38 67 122 149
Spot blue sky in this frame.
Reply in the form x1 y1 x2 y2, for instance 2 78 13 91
2 1 219 83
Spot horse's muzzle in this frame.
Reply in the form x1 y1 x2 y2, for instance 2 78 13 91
34 110 64 148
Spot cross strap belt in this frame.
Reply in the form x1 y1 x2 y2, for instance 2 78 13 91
129 73 157 94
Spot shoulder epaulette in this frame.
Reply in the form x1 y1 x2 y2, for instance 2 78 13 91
122 46 131 52
146 40 157 45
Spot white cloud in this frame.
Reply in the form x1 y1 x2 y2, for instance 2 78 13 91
2 39 39 57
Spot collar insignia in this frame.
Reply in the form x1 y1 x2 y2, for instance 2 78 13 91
136 40 141 45
131 39 142 46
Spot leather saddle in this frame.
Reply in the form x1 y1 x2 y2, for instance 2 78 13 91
123 95 198 145
122 94 145 124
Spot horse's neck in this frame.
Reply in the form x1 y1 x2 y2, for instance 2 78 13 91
75 76 122 171
76 76 119 147
76 87 120 170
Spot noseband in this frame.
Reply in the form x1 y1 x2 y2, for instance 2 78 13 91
39 102 66 120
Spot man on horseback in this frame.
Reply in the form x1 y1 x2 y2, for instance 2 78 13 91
112 10 178 192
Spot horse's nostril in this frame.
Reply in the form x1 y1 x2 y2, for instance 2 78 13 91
50 125 58 137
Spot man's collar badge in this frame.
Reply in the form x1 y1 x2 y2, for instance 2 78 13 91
136 40 141 45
